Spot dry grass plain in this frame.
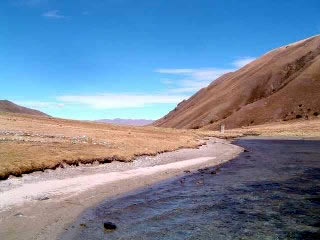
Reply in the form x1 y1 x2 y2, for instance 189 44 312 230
0 112 210 179
1 112 319 179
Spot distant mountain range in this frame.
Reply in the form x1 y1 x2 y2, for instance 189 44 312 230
153 35 320 130
96 118 154 126
0 100 49 117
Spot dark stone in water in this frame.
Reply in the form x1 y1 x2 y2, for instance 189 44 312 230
80 223 87 228
244 149 249 152
104 222 117 231
237 210 246 215
184 170 191 173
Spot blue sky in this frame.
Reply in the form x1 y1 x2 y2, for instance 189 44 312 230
1 0 319 120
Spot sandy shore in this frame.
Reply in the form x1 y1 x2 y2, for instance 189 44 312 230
0 138 242 240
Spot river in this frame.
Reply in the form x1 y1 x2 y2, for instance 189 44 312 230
61 138 320 240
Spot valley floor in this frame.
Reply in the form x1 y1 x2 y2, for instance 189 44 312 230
0 138 242 240
0 112 207 179
0 112 320 239
1 111 319 180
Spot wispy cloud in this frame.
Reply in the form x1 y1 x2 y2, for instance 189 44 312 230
56 94 187 109
156 68 234 81
157 56 256 93
232 57 256 68
42 10 65 19
156 68 234 93
18 57 256 113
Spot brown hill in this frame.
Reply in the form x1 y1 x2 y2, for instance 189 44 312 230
153 35 320 130
0 100 49 117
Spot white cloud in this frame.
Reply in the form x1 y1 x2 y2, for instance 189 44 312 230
156 68 234 93
56 94 187 109
157 57 256 93
232 57 256 68
19 57 256 112
157 68 234 81
42 10 65 19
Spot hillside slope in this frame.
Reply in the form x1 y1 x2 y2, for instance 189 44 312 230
153 35 320 130
0 100 49 117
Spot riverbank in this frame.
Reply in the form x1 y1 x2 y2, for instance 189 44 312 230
0 112 212 179
61 137 320 240
0 138 242 240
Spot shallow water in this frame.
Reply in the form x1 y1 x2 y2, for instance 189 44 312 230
62 139 320 240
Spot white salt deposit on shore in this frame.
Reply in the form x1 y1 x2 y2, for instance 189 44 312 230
0 157 214 209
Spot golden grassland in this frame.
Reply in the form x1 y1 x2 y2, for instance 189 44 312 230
0 112 319 179
0 112 212 179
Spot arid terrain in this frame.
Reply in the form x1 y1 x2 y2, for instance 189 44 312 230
1 35 319 182
1 109 320 180
2 1 320 239
153 35 320 130
0 111 206 180
0 137 242 240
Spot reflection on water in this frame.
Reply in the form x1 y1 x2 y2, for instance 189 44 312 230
62 139 320 240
